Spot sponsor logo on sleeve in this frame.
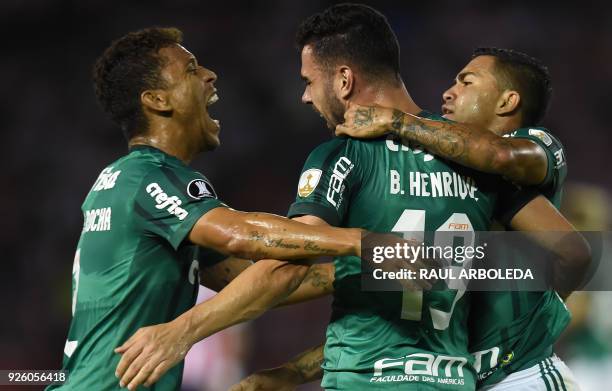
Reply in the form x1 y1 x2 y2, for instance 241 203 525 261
92 167 121 191
326 157 354 208
554 149 565 167
528 129 553 146
187 179 216 200
297 168 322 198
146 183 189 220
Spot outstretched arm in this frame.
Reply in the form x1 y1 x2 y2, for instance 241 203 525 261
114 215 338 390
114 259 310 390
229 343 325 391
336 104 548 185
189 207 362 260
199 256 253 292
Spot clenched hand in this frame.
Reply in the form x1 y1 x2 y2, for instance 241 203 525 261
335 103 397 139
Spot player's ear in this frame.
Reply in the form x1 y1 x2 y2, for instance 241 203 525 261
337 65 355 99
141 89 172 113
497 90 520 116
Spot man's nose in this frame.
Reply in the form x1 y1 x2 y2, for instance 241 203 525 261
302 89 311 104
202 67 217 83
442 88 454 102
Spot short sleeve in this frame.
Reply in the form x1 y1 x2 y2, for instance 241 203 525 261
287 138 359 226
133 165 227 250
507 127 567 192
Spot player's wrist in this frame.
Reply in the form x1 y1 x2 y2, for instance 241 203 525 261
387 108 406 136
174 311 199 347
350 228 364 257
280 363 309 385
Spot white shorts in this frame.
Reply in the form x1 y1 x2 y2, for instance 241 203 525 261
479 354 581 391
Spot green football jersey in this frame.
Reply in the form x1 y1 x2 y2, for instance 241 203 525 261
288 112 526 390
469 127 571 388
48 145 226 391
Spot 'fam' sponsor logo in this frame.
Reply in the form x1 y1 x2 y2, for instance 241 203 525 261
371 353 467 385
326 157 353 208
146 183 188 220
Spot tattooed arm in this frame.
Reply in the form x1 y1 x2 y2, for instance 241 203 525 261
229 344 325 391
201 258 334 305
115 214 340 390
115 258 312 390
199 257 253 292
279 262 335 306
189 207 362 260
336 104 548 186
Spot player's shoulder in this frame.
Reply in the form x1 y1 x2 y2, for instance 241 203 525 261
307 137 383 167
119 146 216 198
308 137 349 155
301 137 351 166
125 146 205 177
506 126 563 149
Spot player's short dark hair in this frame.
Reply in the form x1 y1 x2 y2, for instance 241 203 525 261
473 47 552 126
93 27 183 140
296 3 401 83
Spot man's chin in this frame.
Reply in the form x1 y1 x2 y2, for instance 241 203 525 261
203 135 220 151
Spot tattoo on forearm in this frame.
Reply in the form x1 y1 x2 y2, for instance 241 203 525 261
397 116 467 159
303 266 332 290
304 240 337 255
391 109 404 133
249 231 298 249
353 107 375 127
248 231 339 257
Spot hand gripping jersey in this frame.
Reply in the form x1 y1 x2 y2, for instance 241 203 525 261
469 127 571 388
47 146 226 391
288 112 530 390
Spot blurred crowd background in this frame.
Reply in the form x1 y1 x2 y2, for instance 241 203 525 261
1 0 610 390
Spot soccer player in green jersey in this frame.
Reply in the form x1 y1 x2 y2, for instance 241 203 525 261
336 48 584 390
47 27 384 391
231 4 588 391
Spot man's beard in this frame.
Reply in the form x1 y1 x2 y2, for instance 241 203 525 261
321 83 346 130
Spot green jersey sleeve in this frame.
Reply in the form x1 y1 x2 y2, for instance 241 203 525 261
287 138 365 226
507 127 567 196
133 166 226 250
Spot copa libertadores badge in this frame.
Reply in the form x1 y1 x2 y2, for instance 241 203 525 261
187 179 216 199
298 168 322 197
